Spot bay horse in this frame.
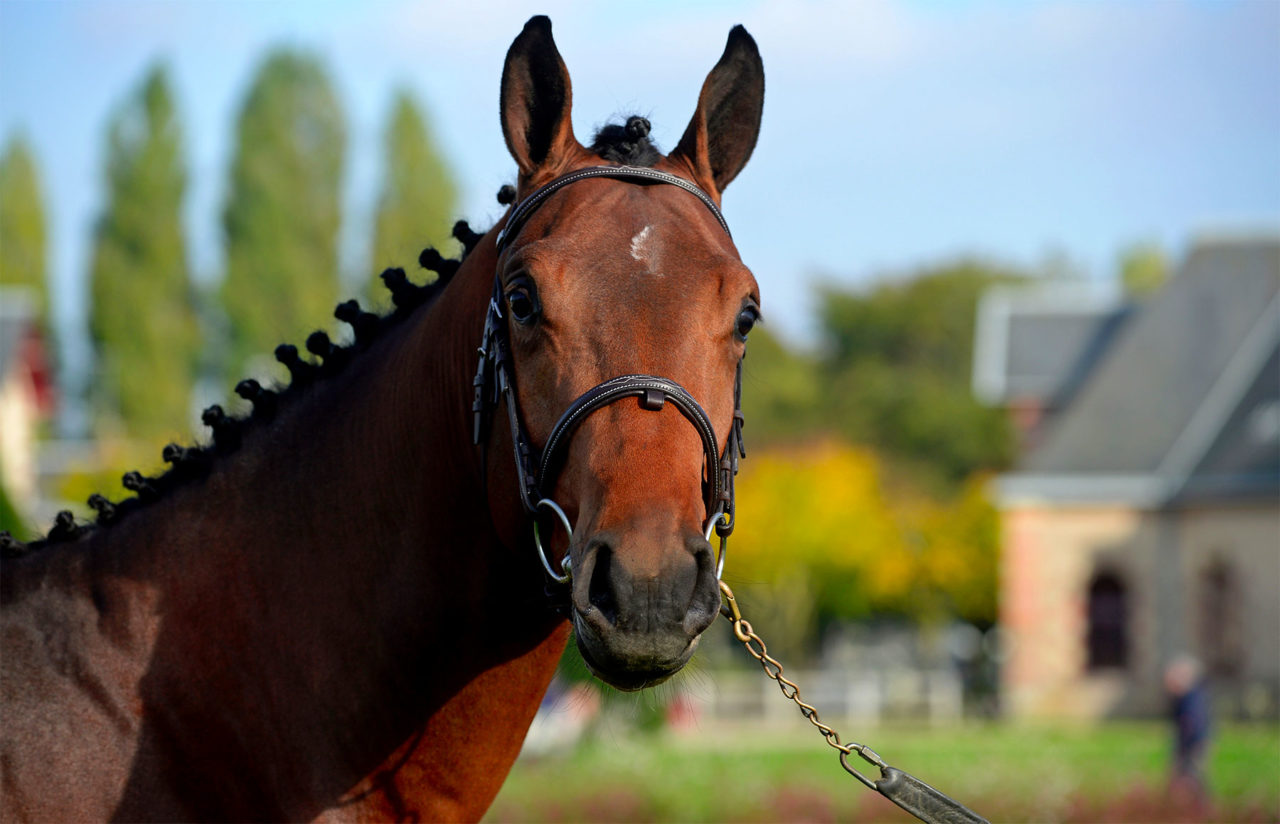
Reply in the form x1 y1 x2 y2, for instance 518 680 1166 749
1 16 763 822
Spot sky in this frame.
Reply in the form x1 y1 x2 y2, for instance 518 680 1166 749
1 0 1278 366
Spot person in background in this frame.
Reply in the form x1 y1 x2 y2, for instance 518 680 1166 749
1164 654 1212 815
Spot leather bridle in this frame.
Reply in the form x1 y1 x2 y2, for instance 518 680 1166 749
472 168 990 824
471 166 746 588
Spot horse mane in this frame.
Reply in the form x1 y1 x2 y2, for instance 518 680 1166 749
590 115 660 167
5 113 669 559
0 206 502 559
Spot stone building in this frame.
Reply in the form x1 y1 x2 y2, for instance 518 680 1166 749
976 239 1279 719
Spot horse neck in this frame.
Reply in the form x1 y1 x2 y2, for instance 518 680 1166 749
18 242 567 819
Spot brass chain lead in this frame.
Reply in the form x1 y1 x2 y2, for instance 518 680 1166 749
719 581 888 791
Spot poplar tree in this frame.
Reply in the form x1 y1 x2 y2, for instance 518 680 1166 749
370 90 457 294
0 135 49 327
88 65 198 442
222 50 345 378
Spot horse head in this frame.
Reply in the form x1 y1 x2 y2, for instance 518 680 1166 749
486 17 764 691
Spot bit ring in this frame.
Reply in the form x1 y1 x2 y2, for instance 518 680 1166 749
533 498 573 584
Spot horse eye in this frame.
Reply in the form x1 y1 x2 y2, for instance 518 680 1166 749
735 306 759 340
507 286 538 325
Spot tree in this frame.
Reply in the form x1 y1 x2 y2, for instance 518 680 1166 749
729 443 999 649
88 64 198 443
0 134 49 327
222 50 345 378
729 443 905 655
370 90 456 296
819 261 1024 378
816 261 1025 487
1119 242 1169 298
0 477 29 539
739 326 823 446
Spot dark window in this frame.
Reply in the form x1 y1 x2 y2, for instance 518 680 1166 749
1086 572 1129 670
1199 559 1244 678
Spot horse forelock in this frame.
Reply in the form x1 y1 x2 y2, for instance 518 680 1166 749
590 115 660 167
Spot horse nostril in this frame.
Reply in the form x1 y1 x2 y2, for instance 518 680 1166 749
587 542 618 625
681 534 720 636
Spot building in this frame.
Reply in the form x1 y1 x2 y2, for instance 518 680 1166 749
978 239 1279 719
0 288 55 524
972 280 1133 449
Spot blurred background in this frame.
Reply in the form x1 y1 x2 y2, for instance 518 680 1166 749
1 1 1277 821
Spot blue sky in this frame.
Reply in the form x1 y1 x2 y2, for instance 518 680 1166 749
1 0 1277 359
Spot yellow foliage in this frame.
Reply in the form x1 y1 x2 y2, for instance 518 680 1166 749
727 442 997 634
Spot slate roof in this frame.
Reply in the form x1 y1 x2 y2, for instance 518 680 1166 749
1000 238 1280 505
1178 341 1279 501
972 284 1132 407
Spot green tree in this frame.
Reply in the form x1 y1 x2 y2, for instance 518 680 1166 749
370 90 456 295
817 261 1025 487
88 64 198 442
1119 241 1169 297
0 477 30 540
740 326 823 446
820 261 1024 377
222 50 345 377
0 134 49 326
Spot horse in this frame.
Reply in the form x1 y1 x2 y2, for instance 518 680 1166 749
0 16 764 822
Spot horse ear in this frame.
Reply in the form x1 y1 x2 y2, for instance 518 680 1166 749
501 16 582 184
670 25 764 196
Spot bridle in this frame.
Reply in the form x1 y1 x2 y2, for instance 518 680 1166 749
469 168 990 824
471 166 746 589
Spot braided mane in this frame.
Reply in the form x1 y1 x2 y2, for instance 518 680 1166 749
3 113 670 559
0 208 500 559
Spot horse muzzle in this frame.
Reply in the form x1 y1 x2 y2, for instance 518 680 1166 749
568 527 721 691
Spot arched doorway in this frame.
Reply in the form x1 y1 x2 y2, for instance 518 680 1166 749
1086 570 1129 670
1199 559 1244 679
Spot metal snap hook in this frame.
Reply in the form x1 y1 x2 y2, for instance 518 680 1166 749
533 498 573 584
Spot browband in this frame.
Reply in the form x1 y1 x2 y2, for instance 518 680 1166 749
495 166 731 252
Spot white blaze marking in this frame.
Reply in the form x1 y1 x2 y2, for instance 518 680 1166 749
629 225 653 267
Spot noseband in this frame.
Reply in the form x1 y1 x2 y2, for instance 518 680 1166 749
472 166 746 587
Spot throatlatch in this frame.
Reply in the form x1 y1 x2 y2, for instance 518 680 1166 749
472 166 745 585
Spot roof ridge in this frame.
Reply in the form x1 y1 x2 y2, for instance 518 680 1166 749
1158 290 1280 484
1020 241 1279 478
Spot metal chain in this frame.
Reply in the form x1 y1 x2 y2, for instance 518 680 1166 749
718 580 888 791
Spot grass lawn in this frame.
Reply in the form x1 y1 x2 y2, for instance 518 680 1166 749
484 719 1279 823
